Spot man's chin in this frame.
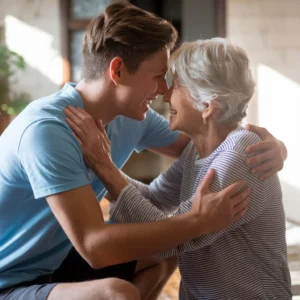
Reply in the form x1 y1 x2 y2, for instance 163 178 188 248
125 111 147 121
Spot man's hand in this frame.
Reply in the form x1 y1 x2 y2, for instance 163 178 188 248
245 124 287 181
192 169 251 234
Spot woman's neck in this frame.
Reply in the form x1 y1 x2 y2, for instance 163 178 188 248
189 122 238 159
75 79 119 126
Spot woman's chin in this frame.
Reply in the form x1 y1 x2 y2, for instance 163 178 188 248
168 118 177 131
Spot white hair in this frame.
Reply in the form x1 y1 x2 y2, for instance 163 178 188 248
169 38 256 123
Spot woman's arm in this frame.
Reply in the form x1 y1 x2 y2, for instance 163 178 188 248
120 152 185 214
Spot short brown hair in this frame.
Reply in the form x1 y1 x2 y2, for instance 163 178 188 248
82 2 178 81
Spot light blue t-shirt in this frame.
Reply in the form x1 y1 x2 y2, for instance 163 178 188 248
0 82 179 289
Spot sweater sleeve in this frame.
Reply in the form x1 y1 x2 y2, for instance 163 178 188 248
111 132 279 259
120 155 183 215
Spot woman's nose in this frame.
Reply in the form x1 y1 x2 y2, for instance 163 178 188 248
163 89 171 103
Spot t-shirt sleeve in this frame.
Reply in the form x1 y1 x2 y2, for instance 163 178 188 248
18 120 90 199
135 108 180 152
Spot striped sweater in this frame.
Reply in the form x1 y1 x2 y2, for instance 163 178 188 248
111 128 292 300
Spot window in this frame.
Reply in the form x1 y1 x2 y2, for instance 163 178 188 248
60 0 120 83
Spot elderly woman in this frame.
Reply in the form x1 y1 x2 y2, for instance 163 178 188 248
67 38 292 300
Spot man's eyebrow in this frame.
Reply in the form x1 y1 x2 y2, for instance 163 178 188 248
157 68 168 74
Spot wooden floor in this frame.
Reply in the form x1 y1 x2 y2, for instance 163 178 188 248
100 200 300 299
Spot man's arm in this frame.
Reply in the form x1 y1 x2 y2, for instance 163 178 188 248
46 183 212 269
150 125 287 180
19 118 211 269
148 132 190 159
245 124 287 180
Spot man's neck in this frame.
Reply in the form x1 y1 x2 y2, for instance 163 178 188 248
75 79 119 126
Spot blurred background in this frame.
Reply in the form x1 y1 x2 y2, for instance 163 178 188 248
0 0 299 298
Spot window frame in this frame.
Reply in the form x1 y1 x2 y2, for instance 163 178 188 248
59 0 125 84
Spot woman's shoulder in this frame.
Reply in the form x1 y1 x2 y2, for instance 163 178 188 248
216 127 263 157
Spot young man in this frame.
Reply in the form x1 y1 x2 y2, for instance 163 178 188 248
0 3 286 300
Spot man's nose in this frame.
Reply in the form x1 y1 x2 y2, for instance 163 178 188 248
156 78 169 96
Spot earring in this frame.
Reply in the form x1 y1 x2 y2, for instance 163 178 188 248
203 117 206 125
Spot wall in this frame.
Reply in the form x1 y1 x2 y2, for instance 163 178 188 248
0 0 63 101
227 0 300 223
181 0 216 42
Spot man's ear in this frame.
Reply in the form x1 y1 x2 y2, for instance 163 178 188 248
109 57 124 86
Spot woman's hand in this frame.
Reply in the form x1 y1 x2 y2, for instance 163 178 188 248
245 124 287 181
64 106 112 171
64 106 128 199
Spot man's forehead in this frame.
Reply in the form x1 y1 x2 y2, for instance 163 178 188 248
143 49 169 72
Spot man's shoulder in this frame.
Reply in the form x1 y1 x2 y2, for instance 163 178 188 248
20 118 74 149
15 88 81 143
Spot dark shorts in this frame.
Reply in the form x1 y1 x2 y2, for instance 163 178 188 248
0 248 137 300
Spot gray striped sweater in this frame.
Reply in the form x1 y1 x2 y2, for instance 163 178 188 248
111 128 292 300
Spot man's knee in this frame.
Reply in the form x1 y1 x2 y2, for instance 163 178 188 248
107 278 140 300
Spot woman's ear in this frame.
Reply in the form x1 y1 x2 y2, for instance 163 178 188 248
109 57 124 86
203 96 218 119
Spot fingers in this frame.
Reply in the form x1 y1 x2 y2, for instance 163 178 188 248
260 169 278 181
66 117 88 145
96 119 110 147
230 187 251 207
232 206 248 223
65 107 111 157
246 147 275 165
95 119 105 133
232 195 249 215
197 169 214 194
246 140 274 154
94 120 111 154
245 124 269 139
65 106 90 135
231 190 250 224
250 159 280 175
71 106 92 123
